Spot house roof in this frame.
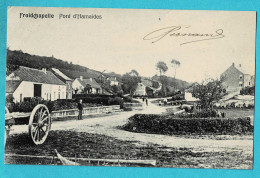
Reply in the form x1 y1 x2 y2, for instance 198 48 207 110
77 78 101 89
52 68 72 81
6 80 22 93
8 66 65 85
102 89 113 95
231 63 253 75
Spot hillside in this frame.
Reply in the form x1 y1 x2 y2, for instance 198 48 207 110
6 49 189 93
6 49 103 79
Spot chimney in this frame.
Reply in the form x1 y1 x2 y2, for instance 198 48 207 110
232 63 235 67
80 76 83 81
89 78 93 82
42 68 47 74
239 64 242 68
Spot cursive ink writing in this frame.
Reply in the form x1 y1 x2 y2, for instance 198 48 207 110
143 25 225 45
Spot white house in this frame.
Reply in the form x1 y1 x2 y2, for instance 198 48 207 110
134 78 162 96
51 68 73 99
6 66 66 102
72 76 102 94
107 76 119 86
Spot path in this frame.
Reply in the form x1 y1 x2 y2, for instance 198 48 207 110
10 99 253 153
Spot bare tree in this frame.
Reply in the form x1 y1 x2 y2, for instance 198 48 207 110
156 61 168 96
171 59 180 79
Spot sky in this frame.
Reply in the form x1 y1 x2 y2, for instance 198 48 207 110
7 7 256 83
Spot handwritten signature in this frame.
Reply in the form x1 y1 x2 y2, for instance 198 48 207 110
143 25 224 45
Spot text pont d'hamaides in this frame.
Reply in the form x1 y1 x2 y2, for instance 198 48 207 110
19 13 102 19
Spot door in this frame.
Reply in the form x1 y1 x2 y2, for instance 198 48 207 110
34 84 42 97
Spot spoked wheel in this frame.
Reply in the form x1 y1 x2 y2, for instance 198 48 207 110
5 106 10 114
28 104 51 145
5 107 11 147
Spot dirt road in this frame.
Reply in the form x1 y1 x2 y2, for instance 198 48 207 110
10 99 253 154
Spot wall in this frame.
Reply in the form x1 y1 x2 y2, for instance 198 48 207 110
72 79 84 93
66 81 73 99
221 66 244 92
13 81 34 102
12 81 66 102
243 74 252 88
51 105 121 118
134 83 146 96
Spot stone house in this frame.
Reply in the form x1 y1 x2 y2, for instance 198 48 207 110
221 63 255 92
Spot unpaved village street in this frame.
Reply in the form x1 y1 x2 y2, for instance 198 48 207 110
9 99 253 155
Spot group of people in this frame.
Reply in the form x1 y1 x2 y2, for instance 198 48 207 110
142 97 149 106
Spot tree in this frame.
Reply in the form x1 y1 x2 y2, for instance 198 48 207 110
191 78 226 111
129 69 139 77
156 61 168 96
171 59 180 79
121 71 141 96
156 61 168 76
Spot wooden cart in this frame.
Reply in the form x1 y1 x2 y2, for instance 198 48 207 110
5 104 52 146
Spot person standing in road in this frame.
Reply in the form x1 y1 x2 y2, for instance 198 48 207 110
78 99 83 120
146 98 148 106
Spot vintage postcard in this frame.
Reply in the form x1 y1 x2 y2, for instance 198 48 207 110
4 7 256 169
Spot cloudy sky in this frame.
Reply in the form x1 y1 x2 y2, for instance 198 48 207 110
7 7 256 82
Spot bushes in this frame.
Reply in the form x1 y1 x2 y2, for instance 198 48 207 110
108 97 124 109
8 97 55 113
6 96 123 113
123 96 140 103
240 86 255 96
122 114 253 135
176 110 221 118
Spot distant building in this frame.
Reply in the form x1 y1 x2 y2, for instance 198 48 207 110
6 66 66 102
107 76 119 86
221 63 255 92
51 68 73 99
72 76 102 94
134 78 162 96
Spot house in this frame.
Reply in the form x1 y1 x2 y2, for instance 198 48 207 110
72 76 102 94
51 68 73 99
221 63 255 92
134 78 162 96
107 76 119 86
6 66 66 102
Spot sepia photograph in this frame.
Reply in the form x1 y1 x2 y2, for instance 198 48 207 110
4 7 256 169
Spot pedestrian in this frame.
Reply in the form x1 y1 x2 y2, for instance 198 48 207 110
77 99 83 120
142 97 145 102
146 98 148 106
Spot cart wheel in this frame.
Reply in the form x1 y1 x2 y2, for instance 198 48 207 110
28 104 51 145
5 127 8 147
5 107 9 114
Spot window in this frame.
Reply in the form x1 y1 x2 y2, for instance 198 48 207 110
249 82 251 86
239 75 243 79
239 84 243 87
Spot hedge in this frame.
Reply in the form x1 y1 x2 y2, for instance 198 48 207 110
6 96 122 113
240 86 255 96
122 114 253 135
